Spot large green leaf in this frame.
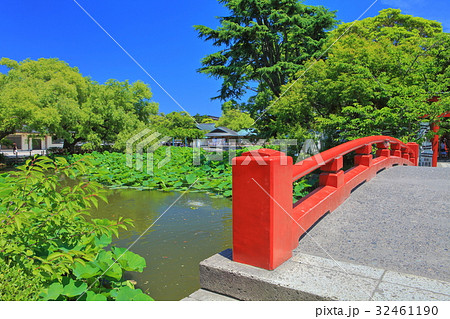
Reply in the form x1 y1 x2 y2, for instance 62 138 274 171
86 291 108 301
61 279 88 298
115 286 153 301
104 262 123 281
93 251 123 281
94 234 112 248
41 282 64 301
185 174 197 184
72 262 101 279
112 247 146 272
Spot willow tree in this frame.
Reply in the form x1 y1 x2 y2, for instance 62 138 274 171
194 0 337 115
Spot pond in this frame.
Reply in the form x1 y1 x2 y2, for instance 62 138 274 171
89 188 232 301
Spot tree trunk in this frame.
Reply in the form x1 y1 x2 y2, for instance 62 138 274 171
0 130 15 144
63 138 82 154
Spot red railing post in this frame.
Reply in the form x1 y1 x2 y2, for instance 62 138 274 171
431 123 440 167
232 149 293 270
401 146 410 161
376 142 391 158
390 142 402 157
354 144 373 167
406 142 419 166
319 156 344 188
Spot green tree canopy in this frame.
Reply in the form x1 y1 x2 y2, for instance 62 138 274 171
271 9 449 145
79 79 158 151
195 0 337 111
0 58 89 141
0 58 159 151
149 111 204 141
216 109 254 131
193 113 218 124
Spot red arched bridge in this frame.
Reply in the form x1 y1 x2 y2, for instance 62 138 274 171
232 136 420 270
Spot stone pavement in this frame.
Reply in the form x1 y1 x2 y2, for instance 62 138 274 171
183 166 450 301
296 166 450 282
438 161 450 168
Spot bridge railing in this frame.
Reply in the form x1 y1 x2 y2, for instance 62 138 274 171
232 136 419 270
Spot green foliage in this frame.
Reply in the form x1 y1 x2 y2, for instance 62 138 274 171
0 156 153 301
193 113 218 124
328 8 443 42
0 138 13 148
110 285 152 301
0 58 88 141
149 111 204 141
82 80 159 151
40 248 152 301
293 179 311 203
69 147 312 201
272 9 450 145
71 148 233 198
216 109 254 131
0 58 158 152
0 258 44 301
195 0 337 112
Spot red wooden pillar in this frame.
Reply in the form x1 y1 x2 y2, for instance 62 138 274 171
319 156 344 188
390 142 402 157
354 144 373 167
232 149 293 270
406 142 419 166
355 145 375 182
431 123 440 167
376 142 391 158
318 156 345 213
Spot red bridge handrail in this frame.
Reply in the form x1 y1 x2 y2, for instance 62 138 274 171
293 135 417 181
231 136 419 270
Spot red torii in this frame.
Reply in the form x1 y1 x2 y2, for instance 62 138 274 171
425 96 449 167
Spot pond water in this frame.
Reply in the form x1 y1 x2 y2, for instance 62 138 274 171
89 188 232 301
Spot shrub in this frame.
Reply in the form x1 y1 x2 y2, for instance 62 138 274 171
0 258 44 301
0 156 153 301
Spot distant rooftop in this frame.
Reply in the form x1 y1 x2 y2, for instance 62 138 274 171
196 123 216 131
206 115 220 121
205 127 239 138
237 128 257 136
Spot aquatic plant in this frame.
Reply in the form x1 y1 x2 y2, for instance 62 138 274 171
69 147 311 200
0 156 152 301
70 147 233 197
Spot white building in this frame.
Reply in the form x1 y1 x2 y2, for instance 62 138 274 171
1 132 63 151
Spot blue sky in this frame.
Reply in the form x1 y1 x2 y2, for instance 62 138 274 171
1 0 449 117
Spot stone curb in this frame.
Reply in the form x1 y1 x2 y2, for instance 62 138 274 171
181 289 239 301
197 250 450 301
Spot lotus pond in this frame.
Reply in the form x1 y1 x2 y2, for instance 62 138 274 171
89 187 232 301
74 148 310 300
70 147 311 201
